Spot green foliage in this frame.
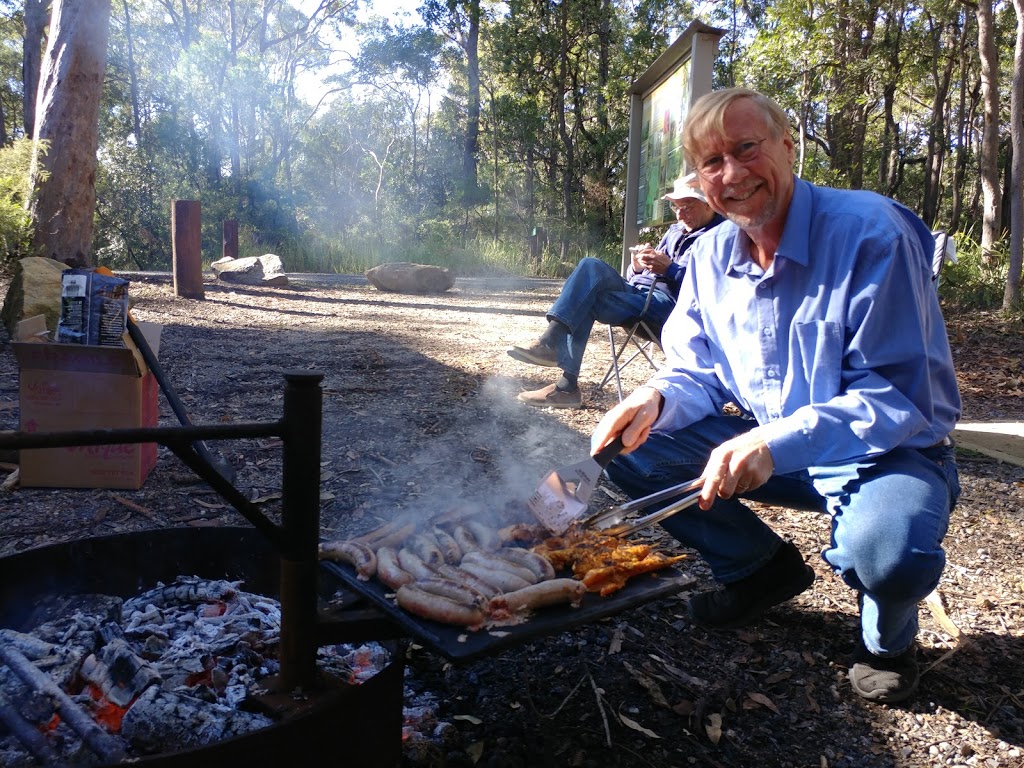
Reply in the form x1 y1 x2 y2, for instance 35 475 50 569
938 234 1008 311
0 139 40 264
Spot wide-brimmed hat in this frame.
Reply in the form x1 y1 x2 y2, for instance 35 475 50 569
662 172 707 204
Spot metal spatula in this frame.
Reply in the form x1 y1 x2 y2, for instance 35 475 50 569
527 436 625 534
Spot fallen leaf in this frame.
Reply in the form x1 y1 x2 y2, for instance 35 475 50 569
705 713 723 744
925 589 962 639
320 491 335 500
195 499 227 509
622 661 670 708
251 491 282 504
743 692 780 714
619 713 660 738
465 741 485 764
454 714 482 725
764 670 793 685
608 624 625 654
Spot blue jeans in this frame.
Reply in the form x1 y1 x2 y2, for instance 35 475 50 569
605 415 960 656
547 257 675 376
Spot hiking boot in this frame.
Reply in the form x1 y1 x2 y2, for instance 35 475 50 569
688 540 814 629
849 639 920 703
517 383 582 409
507 342 558 367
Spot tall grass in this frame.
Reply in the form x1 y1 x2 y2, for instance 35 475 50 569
254 229 623 279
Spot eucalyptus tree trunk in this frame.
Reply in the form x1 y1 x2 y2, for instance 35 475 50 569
922 17 957 228
28 0 112 267
462 0 481 205
22 0 49 138
1004 0 1024 309
975 0 1003 266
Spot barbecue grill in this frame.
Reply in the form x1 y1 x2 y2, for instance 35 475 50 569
0 372 695 765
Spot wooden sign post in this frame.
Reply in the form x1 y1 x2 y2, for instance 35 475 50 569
171 200 204 299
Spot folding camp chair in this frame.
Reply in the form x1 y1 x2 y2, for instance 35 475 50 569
931 230 956 289
597 287 665 402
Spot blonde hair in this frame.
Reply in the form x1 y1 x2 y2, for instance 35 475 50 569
682 88 792 167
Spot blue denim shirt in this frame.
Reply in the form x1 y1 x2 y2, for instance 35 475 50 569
649 177 962 475
627 214 726 300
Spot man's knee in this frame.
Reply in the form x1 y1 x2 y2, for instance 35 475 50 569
843 541 945 602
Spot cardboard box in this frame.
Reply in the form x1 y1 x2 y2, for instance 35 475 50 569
12 317 162 489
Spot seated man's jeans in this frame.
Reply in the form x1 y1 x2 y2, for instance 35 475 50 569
605 415 960 656
547 257 675 376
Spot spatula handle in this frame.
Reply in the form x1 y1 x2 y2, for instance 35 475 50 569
592 435 625 469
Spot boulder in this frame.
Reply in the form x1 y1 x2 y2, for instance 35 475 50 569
1 257 67 337
211 254 288 287
365 262 454 294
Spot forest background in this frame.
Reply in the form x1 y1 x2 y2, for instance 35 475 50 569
0 0 1022 312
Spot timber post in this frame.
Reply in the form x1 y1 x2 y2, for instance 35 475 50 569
171 200 204 299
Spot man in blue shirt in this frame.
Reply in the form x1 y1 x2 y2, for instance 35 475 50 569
591 88 961 704
508 176 724 409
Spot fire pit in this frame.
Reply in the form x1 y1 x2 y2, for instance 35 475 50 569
0 526 405 767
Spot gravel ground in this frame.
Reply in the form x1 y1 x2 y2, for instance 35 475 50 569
0 271 1021 768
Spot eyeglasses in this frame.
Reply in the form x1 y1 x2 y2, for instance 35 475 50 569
695 138 768 179
669 200 701 212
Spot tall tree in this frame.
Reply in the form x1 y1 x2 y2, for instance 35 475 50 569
973 0 1003 264
22 0 48 138
1005 0 1024 308
28 0 111 266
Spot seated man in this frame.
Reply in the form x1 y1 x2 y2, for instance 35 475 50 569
507 176 724 409
591 87 961 704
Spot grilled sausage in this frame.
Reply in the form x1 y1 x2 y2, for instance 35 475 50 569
432 526 464 564
406 533 446 568
413 577 488 605
434 564 502 599
488 578 587 614
375 546 415 590
397 548 439 581
493 547 556 581
458 560 532 592
396 584 486 628
461 551 538 584
318 540 377 581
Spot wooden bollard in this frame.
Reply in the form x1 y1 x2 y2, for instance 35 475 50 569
171 199 204 299
222 219 238 261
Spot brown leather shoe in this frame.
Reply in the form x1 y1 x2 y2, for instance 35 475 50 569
507 342 558 367
517 383 582 409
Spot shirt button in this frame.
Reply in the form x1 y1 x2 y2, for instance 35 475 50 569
763 328 772 336
766 369 776 378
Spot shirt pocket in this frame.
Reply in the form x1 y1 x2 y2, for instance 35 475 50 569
793 321 843 404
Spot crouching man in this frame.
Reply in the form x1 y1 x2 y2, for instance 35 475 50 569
591 87 961 703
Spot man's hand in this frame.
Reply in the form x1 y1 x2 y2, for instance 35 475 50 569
629 245 653 272
592 386 663 455
638 249 671 274
698 429 775 510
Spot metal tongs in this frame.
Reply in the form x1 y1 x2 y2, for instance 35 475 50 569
582 477 704 537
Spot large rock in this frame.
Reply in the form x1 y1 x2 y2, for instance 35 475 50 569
365 262 454 294
1 257 67 337
211 254 289 287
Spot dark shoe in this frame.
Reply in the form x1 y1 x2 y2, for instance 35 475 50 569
507 342 558 367
849 639 920 703
517 383 582 409
688 540 814 629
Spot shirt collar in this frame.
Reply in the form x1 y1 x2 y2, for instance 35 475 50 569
776 177 811 268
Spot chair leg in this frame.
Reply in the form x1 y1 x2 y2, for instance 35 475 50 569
599 325 627 401
599 322 662 402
